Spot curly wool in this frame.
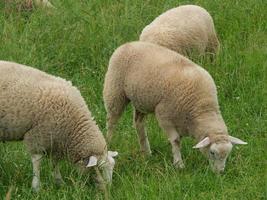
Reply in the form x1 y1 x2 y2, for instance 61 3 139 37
0 61 106 163
140 5 220 57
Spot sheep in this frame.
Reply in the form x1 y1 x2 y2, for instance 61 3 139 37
4 0 54 11
103 41 246 173
0 61 118 191
139 5 220 58
34 0 54 8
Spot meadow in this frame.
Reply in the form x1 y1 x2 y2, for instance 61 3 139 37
0 0 266 199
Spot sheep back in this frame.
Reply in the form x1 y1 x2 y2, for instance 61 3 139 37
104 42 219 134
140 5 220 56
0 61 106 162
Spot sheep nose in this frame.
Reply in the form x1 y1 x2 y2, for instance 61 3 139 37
213 166 225 174
218 167 225 173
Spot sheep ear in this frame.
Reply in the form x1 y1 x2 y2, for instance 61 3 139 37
193 137 210 149
229 136 247 145
108 151 118 157
86 156 98 167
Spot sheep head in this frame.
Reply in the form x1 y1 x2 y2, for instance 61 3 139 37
86 150 118 186
193 135 247 173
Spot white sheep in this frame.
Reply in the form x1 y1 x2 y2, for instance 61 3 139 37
34 0 54 8
5 0 54 10
103 41 246 173
140 5 220 57
0 61 117 191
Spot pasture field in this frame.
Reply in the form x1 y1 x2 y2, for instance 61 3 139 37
0 0 266 199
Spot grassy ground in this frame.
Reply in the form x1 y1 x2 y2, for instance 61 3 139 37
0 0 266 199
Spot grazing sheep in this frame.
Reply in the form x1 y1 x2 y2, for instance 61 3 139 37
4 0 54 11
0 61 117 191
103 41 246 173
34 0 54 8
140 5 220 57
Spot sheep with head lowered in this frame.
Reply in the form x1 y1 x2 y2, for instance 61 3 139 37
103 41 246 173
140 5 220 58
0 61 118 191
4 0 54 10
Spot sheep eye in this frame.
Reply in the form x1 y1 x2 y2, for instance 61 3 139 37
210 151 215 156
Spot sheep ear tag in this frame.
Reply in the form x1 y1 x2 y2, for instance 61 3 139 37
86 156 98 167
193 137 210 149
108 151 118 157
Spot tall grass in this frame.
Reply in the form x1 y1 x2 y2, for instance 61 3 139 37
0 0 266 199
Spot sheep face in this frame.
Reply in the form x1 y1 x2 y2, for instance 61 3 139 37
208 141 233 173
194 135 247 173
98 151 118 184
85 151 118 186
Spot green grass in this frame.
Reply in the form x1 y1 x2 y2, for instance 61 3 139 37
0 0 266 199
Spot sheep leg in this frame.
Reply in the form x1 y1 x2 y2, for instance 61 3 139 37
52 161 64 186
105 97 129 143
166 128 184 168
134 109 151 155
106 114 120 143
155 108 184 168
162 127 184 168
31 154 43 192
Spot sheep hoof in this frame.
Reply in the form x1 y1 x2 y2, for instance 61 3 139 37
174 160 185 169
32 185 40 193
55 178 65 186
32 177 40 192
140 149 152 156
